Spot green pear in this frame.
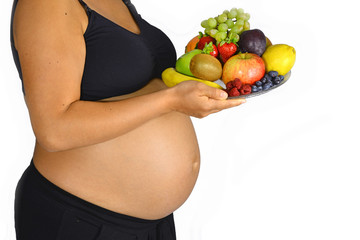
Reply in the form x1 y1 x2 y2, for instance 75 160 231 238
175 49 202 76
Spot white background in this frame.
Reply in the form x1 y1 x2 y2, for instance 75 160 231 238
1 0 359 239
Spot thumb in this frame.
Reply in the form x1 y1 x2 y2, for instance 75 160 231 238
201 85 228 100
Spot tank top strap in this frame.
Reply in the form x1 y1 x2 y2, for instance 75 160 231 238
122 0 141 18
78 0 91 15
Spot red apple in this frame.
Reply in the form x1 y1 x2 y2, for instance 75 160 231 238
222 53 265 85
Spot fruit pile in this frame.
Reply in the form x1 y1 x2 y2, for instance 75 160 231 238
161 8 296 98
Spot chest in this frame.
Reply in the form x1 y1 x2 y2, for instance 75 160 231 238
80 11 177 101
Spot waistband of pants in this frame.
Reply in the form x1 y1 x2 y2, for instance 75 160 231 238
27 160 173 228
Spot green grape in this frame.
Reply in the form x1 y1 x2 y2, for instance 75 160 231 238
207 17 217 29
244 13 251 21
209 29 218 38
223 10 229 15
218 13 227 23
219 31 227 40
201 20 209 29
237 12 246 20
215 34 222 43
230 24 243 34
204 28 212 35
244 21 250 30
218 23 228 32
228 8 238 19
237 8 244 16
235 19 245 26
215 31 227 42
225 19 234 28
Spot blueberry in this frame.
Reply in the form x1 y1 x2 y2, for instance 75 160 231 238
264 74 272 81
251 85 259 92
263 82 272 91
255 81 263 87
268 71 278 78
266 79 273 87
279 75 285 81
273 76 281 85
273 79 281 85
257 85 263 91
261 77 267 84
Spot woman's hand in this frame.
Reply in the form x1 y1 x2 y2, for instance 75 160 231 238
169 81 246 118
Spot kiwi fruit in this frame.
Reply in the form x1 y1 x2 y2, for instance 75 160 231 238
190 54 222 81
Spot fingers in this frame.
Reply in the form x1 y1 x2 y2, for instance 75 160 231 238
172 81 246 118
194 98 246 118
210 98 246 111
197 83 246 112
198 83 228 100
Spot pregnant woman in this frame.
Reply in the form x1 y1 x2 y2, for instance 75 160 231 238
10 0 245 239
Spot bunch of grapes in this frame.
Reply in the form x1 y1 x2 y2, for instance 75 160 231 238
200 8 250 44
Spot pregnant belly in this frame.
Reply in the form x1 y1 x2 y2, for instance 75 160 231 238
34 110 200 220
94 111 200 219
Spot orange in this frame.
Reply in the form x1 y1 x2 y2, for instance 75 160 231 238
185 35 200 53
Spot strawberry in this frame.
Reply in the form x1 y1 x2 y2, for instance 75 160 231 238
202 42 218 58
197 36 216 50
217 42 237 64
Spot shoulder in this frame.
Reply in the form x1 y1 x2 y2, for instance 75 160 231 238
13 0 87 48
14 0 85 21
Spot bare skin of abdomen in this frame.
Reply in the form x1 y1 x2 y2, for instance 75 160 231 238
33 78 200 220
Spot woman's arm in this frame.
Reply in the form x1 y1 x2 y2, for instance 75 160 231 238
13 0 244 152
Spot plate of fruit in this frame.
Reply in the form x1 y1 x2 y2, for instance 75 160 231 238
161 8 296 99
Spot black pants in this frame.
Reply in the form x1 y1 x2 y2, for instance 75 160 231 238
15 161 176 240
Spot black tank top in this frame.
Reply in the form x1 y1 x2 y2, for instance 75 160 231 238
10 0 177 101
